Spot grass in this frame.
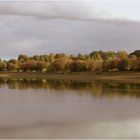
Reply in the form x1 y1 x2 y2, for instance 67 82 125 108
0 71 140 83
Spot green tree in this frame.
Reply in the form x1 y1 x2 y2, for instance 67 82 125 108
7 63 19 71
18 54 29 62
130 50 140 58
117 59 129 71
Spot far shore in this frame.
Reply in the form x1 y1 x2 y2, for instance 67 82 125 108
0 71 140 84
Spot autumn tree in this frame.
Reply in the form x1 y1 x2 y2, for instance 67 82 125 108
0 61 5 71
53 55 70 71
117 51 128 60
133 58 140 71
69 60 88 72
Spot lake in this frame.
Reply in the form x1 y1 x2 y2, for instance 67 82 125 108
0 78 140 138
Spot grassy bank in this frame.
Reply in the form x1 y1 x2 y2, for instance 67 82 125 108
0 71 140 83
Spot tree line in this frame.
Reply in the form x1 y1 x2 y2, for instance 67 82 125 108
0 50 140 72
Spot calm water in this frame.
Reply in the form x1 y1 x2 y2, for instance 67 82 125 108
0 78 140 138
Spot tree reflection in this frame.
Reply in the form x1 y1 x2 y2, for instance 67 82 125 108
0 78 140 98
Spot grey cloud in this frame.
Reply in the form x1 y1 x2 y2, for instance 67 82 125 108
0 15 140 59
0 1 98 20
0 1 139 59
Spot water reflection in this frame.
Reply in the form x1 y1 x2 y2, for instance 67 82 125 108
0 78 140 98
0 78 140 138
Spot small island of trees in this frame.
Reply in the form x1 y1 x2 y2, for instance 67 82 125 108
0 50 140 73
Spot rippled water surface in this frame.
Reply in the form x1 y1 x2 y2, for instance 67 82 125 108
0 78 140 138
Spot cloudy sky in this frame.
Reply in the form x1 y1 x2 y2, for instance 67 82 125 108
0 0 140 59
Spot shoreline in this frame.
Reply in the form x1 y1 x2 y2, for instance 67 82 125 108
0 71 140 83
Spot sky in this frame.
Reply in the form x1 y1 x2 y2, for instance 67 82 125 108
0 0 140 59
